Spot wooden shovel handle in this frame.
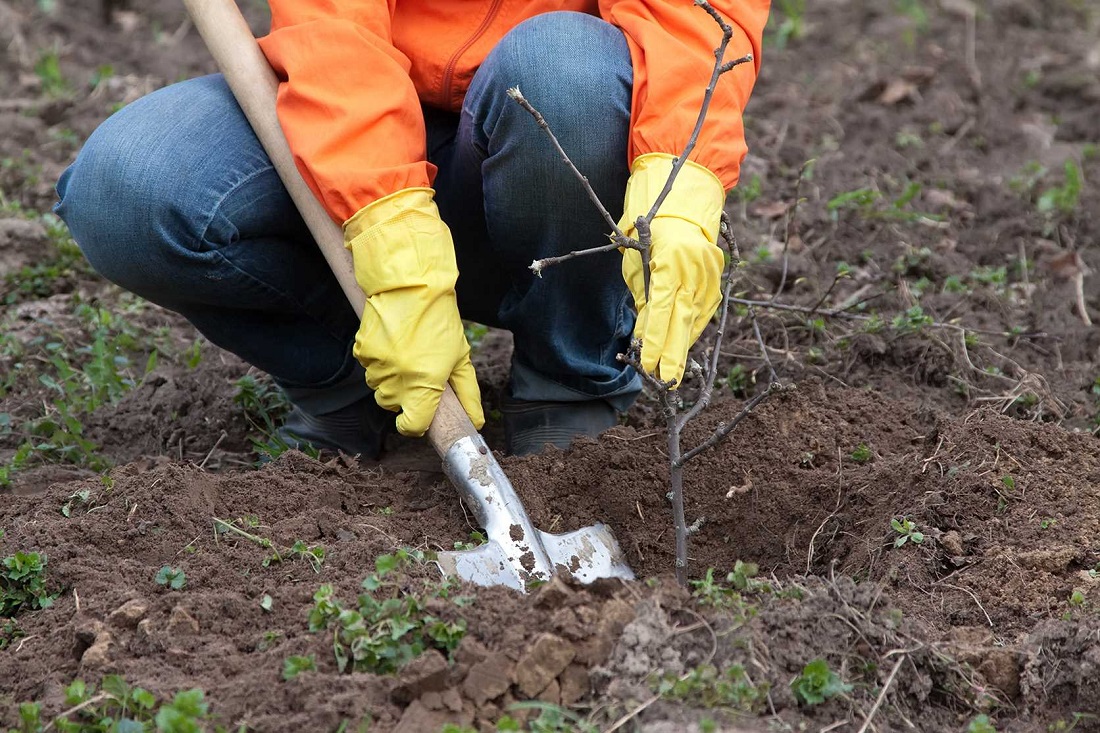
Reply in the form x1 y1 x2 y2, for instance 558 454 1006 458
182 0 478 458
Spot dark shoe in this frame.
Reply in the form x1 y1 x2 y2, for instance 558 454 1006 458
501 396 618 456
278 394 396 459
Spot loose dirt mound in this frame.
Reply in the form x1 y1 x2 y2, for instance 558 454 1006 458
4 391 1100 729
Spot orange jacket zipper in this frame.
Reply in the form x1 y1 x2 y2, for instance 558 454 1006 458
440 0 505 108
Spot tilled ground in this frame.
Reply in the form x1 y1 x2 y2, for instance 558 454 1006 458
2 0 1100 731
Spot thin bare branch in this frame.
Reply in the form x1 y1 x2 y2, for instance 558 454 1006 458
750 314 778 384
529 238 635 277
677 382 781 466
644 2 753 223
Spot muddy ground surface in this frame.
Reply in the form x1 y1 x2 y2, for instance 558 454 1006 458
2 0 1100 731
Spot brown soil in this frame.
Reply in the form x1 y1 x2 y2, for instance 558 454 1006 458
3 0 1100 731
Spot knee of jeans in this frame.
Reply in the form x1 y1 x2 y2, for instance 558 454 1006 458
55 109 199 292
484 12 632 158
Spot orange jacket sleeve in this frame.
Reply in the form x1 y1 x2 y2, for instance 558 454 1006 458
599 0 771 191
257 1 432 224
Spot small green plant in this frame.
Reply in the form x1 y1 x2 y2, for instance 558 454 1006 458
891 517 925 547
968 714 998 733
282 655 316 681
1047 713 1097 732
828 182 939 224
308 550 468 675
10 676 212 732
691 564 767 611
463 321 490 350
233 374 317 463
0 293 157 486
0 618 26 650
184 340 203 369
849 444 872 464
890 305 934 335
60 488 92 517
943 274 968 294
155 565 186 590
1 551 57 616
724 363 752 397
768 0 806 49
497 702 599 732
656 664 768 711
34 50 71 96
861 313 886 334
256 629 283 652
1040 517 1057 530
1037 160 1083 218
453 529 488 551
790 658 852 706
213 517 326 572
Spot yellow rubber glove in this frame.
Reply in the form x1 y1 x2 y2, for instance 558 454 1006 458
344 188 484 437
620 153 726 385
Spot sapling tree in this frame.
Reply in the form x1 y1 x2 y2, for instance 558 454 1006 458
510 0 781 584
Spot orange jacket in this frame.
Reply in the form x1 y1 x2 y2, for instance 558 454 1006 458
258 1 771 226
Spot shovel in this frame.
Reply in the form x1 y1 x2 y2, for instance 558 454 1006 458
182 0 635 591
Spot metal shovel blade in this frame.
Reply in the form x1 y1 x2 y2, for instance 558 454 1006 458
434 435 635 592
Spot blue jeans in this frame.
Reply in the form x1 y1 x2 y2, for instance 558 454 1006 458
55 12 641 416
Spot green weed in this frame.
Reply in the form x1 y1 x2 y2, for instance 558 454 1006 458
89 64 114 90
827 182 940 224
724 363 752 397
891 517 925 547
0 618 25 650
849 444 873 464
281 655 316 681
0 297 156 486
1 551 57 616
155 565 186 590
968 714 997 733
463 321 490 350
655 664 768 711
2 212 89 305
212 517 326 573
308 550 469 675
60 488 93 517
1037 160 1083 218
8 676 215 733
233 374 317 464
1047 713 1097 732
34 50 71 97
891 305 934 334
895 0 929 46
768 0 806 49
790 658 852 706
452 529 488 552
497 702 599 732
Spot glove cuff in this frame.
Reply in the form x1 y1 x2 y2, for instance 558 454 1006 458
342 187 457 297
343 187 438 241
619 153 725 244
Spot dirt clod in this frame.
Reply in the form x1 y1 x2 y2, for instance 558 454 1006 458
462 652 514 706
514 634 576 697
108 598 149 628
391 649 449 704
165 606 199 636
